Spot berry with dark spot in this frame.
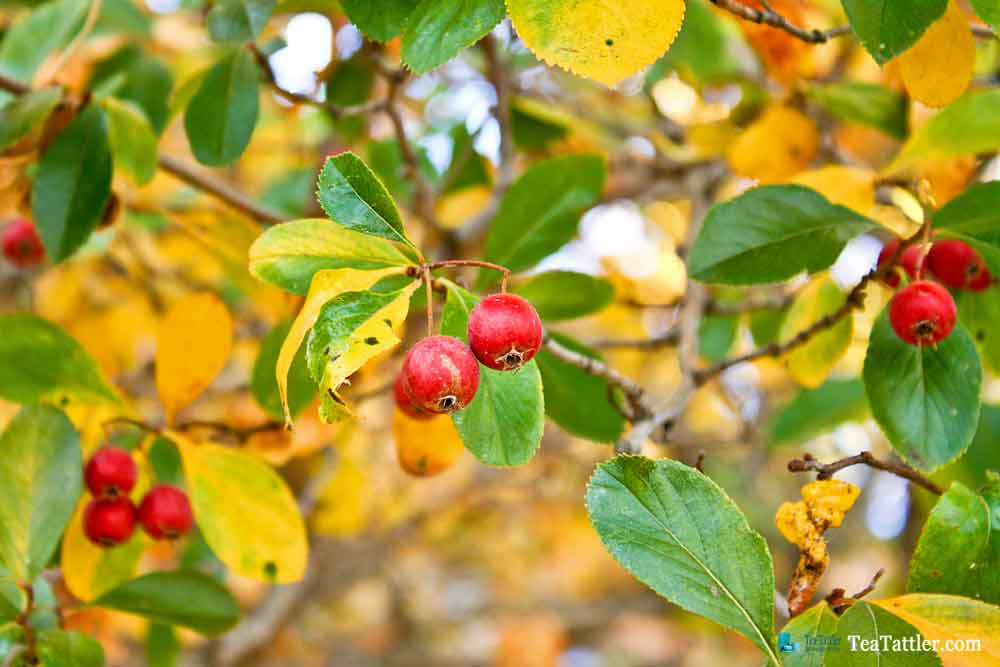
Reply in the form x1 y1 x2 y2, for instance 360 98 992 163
926 239 989 290
85 447 137 498
84 497 136 547
138 485 194 540
1 219 44 268
889 280 957 346
394 373 432 420
467 294 543 371
877 239 926 288
402 336 480 414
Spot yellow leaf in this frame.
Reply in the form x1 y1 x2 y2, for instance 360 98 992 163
727 106 819 183
874 594 1000 667
506 0 685 87
311 457 368 537
393 410 465 477
779 275 853 388
801 479 859 528
899 0 975 109
170 431 308 583
793 166 876 214
156 293 233 424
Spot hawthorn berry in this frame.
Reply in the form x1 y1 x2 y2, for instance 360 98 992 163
926 239 989 290
1 219 44 268
394 373 432 420
877 239 926 288
889 280 957 346
402 335 480 414
85 447 137 498
84 497 136 547
467 294 543 371
969 267 993 291
138 485 194 540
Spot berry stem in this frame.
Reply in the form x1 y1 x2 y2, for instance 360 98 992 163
16 580 38 665
422 265 434 336
424 260 511 292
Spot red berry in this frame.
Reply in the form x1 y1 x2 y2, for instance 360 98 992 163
926 239 988 290
877 240 926 288
402 336 480 414
969 268 993 291
84 497 136 547
138 485 194 540
467 294 543 371
1 220 44 268
889 280 957 346
394 373 432 420
85 447 137 498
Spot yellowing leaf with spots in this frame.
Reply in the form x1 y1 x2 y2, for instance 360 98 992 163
393 410 465 477
728 106 819 183
277 267 410 426
156 293 233 424
793 166 877 215
779 275 853 388
874 594 1000 667
506 0 685 87
899 0 975 109
170 432 308 583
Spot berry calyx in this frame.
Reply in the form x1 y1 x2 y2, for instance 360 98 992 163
926 239 989 290
877 239 926 288
969 268 993 291
402 335 480 414
138 485 194 540
85 447 137 498
889 280 957 346
467 294 543 371
394 373 432 420
1 219 44 268
84 497 136 547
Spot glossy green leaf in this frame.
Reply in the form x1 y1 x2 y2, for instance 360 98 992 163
441 283 545 467
145 624 179 667
248 218 416 295
31 104 113 262
184 47 259 166
207 0 275 42
401 0 505 74
95 571 240 636
586 456 778 663
932 181 1000 278
90 46 173 134
483 155 606 280
889 90 1000 172
102 97 157 185
826 600 941 666
770 378 868 445
808 81 908 139
863 310 981 472
907 479 1000 604
0 87 60 151
0 314 120 406
339 0 420 42
778 602 839 667
840 0 946 64
514 271 614 321
688 185 877 286
0 406 81 581
535 334 625 443
958 285 1000 374
33 629 105 667
252 320 317 421
0 0 87 94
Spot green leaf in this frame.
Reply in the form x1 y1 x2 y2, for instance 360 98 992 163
749 308 786 347
807 81 908 140
316 152 416 251
779 276 853 388
958 284 1000 374
586 456 778 663
31 104 113 262
535 333 625 443
778 602 839 667
889 90 1000 172
248 218 416 295
510 98 570 151
184 47 259 166
907 480 1000 603
0 0 87 94
33 629 104 667
208 0 276 42
863 309 981 472
401 0 505 74
252 320 317 421
827 600 941 666
338 0 420 42
0 405 81 582
325 56 375 107
0 314 120 406
482 154 606 279
0 87 60 151
90 46 173 134
145 624 179 667
651 0 747 84
770 378 868 445
441 283 545 467
971 0 1000 29
102 97 158 185
932 181 1000 278
840 0 946 65
687 185 877 286
698 314 738 363
95 571 241 636
513 271 614 321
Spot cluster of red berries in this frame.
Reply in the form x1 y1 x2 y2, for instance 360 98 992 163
394 293 543 417
877 238 991 346
83 447 194 547
1 219 44 268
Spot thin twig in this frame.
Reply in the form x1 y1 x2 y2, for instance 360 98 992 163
422 266 434 336
0 72 31 96
16 581 37 665
588 332 680 350
788 451 943 495
709 0 850 43
542 336 646 403
425 259 511 291
157 154 285 225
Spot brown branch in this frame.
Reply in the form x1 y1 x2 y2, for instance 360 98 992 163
825 568 885 614
383 74 439 229
157 154 285 225
15 582 38 665
709 0 851 43
788 451 943 495
542 335 646 404
588 331 679 350
0 72 31 96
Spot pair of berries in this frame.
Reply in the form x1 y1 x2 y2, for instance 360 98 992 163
1 219 44 268
83 448 194 547
395 293 543 417
876 239 988 346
